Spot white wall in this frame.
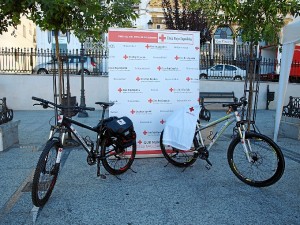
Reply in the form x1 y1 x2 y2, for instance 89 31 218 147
0 74 108 110
199 80 299 110
0 74 299 110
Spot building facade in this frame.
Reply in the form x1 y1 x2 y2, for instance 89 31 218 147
0 15 36 49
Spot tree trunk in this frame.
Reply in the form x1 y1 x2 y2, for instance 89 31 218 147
246 42 254 130
54 30 63 104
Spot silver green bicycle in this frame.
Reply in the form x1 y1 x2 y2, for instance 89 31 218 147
160 98 285 187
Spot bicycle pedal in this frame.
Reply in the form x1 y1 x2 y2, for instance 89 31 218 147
205 164 211 170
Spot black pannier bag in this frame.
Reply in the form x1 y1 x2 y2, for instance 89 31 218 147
104 116 136 148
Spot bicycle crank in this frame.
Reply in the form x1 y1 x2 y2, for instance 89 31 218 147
87 155 96 165
198 147 213 169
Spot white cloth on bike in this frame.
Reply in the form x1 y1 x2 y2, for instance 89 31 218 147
163 105 201 150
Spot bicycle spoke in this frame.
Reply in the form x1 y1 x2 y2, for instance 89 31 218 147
228 132 285 187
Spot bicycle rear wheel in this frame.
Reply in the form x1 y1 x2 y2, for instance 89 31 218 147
228 132 285 187
32 140 60 207
101 137 136 175
160 130 198 167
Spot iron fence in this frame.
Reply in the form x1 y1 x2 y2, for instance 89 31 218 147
0 47 108 75
200 54 300 83
0 46 300 83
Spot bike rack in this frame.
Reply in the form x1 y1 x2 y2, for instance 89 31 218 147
0 97 13 125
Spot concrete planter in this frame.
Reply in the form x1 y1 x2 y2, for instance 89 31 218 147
0 120 20 151
280 116 300 140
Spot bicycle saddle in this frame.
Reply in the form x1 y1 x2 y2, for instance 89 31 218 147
95 102 114 108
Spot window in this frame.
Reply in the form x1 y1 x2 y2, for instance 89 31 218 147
214 26 233 44
214 26 233 39
29 23 32 35
214 65 224 71
156 24 161 29
23 25 26 38
225 65 237 71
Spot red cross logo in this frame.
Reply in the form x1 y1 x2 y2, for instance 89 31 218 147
160 119 165 124
157 66 162 71
143 130 148 135
175 55 180 60
169 87 174 92
189 107 194 112
145 44 150 49
118 88 122 93
159 34 166 42
186 77 191 81
138 140 142 145
123 54 128 60
130 109 136 114
148 98 153 103
136 77 141 81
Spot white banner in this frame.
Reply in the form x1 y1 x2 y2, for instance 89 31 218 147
108 28 200 156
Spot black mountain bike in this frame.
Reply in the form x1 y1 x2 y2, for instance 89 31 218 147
31 96 136 207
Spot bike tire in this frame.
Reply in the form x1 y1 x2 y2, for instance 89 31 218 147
32 140 60 207
228 132 285 187
160 130 198 167
101 137 136 175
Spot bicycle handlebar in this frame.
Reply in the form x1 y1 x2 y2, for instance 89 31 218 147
32 96 95 112
222 97 247 109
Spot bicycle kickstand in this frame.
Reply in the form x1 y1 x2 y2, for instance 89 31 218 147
96 159 106 179
205 159 212 170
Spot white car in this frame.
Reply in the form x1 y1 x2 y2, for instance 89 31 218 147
200 64 246 80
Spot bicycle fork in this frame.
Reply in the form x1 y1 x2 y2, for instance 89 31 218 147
236 123 254 163
49 126 66 173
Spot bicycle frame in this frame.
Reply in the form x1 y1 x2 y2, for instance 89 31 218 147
196 110 242 151
196 109 255 163
49 114 101 159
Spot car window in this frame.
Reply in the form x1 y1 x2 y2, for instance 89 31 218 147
214 65 223 71
225 65 237 71
69 56 87 63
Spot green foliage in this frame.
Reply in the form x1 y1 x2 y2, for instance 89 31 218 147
196 0 300 46
27 0 139 42
0 0 32 34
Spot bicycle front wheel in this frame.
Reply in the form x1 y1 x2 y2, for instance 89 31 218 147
101 137 136 175
32 140 61 207
160 130 198 167
228 132 285 187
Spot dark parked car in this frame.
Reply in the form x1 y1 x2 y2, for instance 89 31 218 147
33 56 97 75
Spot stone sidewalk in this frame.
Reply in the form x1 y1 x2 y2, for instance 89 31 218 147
0 110 299 225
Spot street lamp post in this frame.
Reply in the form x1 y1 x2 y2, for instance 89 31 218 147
78 42 88 117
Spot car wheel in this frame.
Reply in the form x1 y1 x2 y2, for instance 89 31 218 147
37 69 48 75
78 69 90 75
234 76 242 80
200 74 208 79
